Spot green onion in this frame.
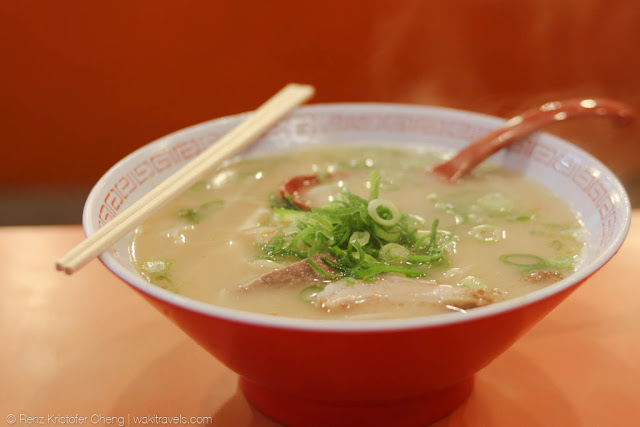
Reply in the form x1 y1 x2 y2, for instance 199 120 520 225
178 200 224 223
141 258 173 277
458 275 487 290
260 172 450 281
415 223 455 253
367 199 400 226
477 192 514 215
372 224 401 242
351 264 423 280
299 285 324 303
379 243 410 263
427 218 439 250
272 208 308 224
546 256 575 269
177 208 199 222
499 253 546 268
140 258 178 293
349 231 370 246
500 253 577 274
269 193 302 210
345 241 365 265
307 256 339 280
190 181 211 191
469 224 504 243
369 170 381 200
407 254 442 263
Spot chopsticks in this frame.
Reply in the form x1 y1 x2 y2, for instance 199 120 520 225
56 83 315 275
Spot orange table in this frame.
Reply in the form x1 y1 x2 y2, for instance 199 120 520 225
2 213 639 426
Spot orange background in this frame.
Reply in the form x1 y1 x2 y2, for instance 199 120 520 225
1 1 639 192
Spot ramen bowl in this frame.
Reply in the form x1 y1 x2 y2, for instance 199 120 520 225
84 104 631 427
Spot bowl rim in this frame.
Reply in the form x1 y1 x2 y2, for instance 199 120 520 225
85 102 632 332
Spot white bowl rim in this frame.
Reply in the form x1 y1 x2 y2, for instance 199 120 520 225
85 102 632 332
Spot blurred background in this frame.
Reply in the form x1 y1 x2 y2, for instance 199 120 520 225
1 0 639 225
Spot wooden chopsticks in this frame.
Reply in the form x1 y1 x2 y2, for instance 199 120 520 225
56 83 315 274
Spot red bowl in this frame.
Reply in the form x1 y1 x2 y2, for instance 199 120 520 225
84 104 631 426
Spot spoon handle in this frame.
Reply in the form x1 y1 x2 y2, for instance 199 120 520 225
431 98 634 182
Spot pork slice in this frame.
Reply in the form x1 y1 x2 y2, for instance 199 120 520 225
314 274 493 312
244 253 339 289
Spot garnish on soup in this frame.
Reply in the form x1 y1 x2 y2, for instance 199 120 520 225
258 171 446 282
130 146 585 320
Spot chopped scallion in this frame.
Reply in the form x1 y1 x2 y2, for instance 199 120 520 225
367 198 400 226
141 258 172 277
469 224 504 243
499 253 546 268
260 172 450 281
178 200 224 223
477 192 514 215
458 276 487 290
349 230 371 246
299 285 324 303
140 258 178 293
380 243 410 262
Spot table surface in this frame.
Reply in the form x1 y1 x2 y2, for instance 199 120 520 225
2 213 639 427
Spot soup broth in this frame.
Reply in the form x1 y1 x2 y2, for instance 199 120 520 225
130 146 585 320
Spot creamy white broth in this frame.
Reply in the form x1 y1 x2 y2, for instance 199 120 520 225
130 146 585 320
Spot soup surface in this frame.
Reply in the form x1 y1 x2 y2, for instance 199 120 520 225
130 145 585 320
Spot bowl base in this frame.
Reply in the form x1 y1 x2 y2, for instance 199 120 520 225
240 376 473 427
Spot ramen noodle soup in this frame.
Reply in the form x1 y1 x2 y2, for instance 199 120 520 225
130 146 585 320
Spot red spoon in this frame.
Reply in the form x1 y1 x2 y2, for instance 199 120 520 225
281 98 633 211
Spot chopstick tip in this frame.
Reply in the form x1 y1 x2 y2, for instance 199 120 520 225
55 261 74 275
286 83 315 97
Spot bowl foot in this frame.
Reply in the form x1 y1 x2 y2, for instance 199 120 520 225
240 376 473 427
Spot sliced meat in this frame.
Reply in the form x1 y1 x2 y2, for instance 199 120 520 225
314 274 494 312
244 253 339 289
524 270 564 284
